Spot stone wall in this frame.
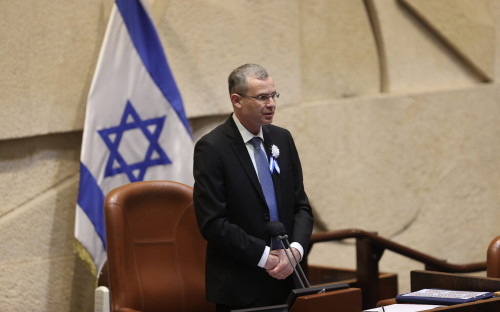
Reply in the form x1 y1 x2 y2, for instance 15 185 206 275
1 0 499 311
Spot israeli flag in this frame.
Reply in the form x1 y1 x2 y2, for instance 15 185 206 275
74 0 193 274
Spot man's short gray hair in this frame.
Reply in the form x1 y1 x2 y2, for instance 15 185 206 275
228 64 269 95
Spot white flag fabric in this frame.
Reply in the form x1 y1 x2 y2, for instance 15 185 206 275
75 0 193 274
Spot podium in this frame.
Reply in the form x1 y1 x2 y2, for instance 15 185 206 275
376 271 500 312
409 270 500 312
410 270 500 293
289 287 362 312
232 287 362 312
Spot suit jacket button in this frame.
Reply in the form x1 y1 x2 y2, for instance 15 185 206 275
263 214 270 221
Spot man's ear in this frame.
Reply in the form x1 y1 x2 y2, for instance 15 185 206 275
231 93 242 109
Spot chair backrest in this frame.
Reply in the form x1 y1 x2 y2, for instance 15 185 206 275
487 236 500 278
104 180 214 312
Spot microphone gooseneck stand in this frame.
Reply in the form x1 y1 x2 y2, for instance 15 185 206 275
267 221 311 288
276 233 311 289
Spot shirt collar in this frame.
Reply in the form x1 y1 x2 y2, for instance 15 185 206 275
232 114 264 144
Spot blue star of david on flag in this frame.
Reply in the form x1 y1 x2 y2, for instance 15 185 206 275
98 101 171 182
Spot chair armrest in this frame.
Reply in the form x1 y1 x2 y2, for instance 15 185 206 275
95 286 110 312
94 286 144 312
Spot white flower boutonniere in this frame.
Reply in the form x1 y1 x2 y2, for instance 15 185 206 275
269 144 281 174
271 144 280 158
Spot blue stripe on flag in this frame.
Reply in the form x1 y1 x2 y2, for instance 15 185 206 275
77 162 107 249
116 0 191 136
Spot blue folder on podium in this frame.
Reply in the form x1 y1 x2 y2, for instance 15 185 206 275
396 288 494 305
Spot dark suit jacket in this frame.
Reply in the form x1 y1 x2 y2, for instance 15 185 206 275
193 115 314 307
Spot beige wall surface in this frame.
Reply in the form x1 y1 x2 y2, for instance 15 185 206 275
1 0 499 311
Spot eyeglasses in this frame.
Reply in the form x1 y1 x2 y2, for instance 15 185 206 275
238 92 280 103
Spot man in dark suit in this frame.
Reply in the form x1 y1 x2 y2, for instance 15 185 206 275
193 64 314 311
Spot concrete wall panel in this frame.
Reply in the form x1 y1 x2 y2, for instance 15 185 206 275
368 0 483 92
400 0 494 80
300 0 380 101
155 0 302 117
276 85 500 242
0 176 94 312
0 132 81 217
0 0 111 140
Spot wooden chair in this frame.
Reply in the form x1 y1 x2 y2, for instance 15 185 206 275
97 180 214 312
487 235 500 278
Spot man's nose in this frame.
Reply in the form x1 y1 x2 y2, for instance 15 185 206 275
266 98 276 107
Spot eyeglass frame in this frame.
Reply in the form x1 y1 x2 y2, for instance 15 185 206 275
236 92 280 103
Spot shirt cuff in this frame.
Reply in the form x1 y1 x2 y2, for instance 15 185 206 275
257 246 271 268
290 242 304 261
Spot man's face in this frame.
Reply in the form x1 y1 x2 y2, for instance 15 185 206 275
233 76 277 134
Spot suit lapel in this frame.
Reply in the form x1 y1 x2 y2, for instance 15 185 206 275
224 116 267 203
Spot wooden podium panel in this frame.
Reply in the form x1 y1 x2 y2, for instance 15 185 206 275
411 270 500 292
289 288 361 312
404 271 500 312
429 297 500 312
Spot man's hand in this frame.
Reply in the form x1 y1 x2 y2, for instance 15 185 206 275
291 247 301 262
266 248 300 280
263 253 279 270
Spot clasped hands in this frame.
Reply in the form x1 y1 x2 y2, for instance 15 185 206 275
264 248 300 280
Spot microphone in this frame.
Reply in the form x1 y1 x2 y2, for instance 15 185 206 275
266 222 311 288
267 221 286 237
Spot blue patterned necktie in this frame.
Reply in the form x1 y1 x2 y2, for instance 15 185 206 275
250 138 281 252
250 137 279 222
